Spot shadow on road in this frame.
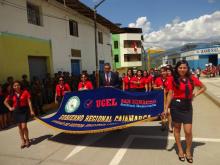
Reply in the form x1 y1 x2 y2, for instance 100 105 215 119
31 134 53 145
167 140 205 156
49 126 169 150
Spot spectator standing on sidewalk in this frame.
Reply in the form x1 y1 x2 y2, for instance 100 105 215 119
31 79 44 116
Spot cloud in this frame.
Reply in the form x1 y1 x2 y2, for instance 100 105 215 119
128 16 151 34
208 0 215 3
142 11 220 49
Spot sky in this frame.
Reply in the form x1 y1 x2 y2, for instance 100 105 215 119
80 0 220 49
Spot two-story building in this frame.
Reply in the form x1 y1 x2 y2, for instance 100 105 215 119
0 0 122 81
112 28 143 74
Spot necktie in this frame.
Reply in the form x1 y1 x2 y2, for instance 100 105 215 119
106 73 110 86
181 78 190 98
16 93 21 108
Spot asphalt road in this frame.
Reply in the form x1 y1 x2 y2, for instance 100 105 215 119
0 93 220 165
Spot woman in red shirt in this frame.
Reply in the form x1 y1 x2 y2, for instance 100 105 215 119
153 67 173 132
143 70 150 91
78 73 93 91
131 70 147 92
55 76 71 105
165 60 206 163
4 81 35 148
122 68 134 91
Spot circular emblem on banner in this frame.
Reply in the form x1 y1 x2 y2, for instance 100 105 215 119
65 96 80 113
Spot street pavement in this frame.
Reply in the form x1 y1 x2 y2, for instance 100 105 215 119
201 76 220 106
0 81 220 165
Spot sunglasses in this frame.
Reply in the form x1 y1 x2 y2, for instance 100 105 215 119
59 79 64 82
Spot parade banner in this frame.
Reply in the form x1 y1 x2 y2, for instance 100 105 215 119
37 88 164 134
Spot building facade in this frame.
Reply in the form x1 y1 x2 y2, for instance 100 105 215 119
0 0 121 81
150 43 220 69
112 28 143 74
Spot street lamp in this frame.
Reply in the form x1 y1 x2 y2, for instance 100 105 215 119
94 0 107 88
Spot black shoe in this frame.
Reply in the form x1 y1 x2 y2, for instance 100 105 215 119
178 155 185 162
186 154 193 163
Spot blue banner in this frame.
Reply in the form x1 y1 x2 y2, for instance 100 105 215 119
37 88 164 134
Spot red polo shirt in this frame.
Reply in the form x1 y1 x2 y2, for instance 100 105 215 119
123 76 133 90
131 76 146 89
56 83 71 96
154 77 170 90
167 76 203 99
6 90 31 108
78 81 93 90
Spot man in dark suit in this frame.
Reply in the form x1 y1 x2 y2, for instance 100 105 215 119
99 63 120 88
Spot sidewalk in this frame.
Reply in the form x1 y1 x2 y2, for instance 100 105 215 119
200 76 220 107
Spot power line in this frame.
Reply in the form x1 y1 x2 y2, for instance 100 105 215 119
1 0 76 22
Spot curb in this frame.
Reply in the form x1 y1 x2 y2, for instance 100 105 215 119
204 90 220 107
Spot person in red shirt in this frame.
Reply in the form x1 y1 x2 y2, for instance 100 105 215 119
143 70 150 91
122 68 134 91
165 60 206 163
153 67 173 132
55 76 71 105
78 73 93 91
4 81 35 148
131 70 147 92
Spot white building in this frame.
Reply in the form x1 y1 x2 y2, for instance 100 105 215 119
0 0 121 80
112 28 143 74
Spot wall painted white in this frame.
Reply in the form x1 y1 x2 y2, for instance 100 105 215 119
119 33 142 67
0 0 112 74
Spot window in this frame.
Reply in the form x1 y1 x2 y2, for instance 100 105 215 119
98 32 103 44
27 2 42 26
124 40 142 48
69 20 78 37
124 54 141 62
114 41 119 49
114 55 119 62
71 49 81 57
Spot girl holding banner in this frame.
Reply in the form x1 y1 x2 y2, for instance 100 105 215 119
153 67 173 133
55 76 71 105
131 70 147 92
78 73 93 91
165 60 206 163
4 81 35 148
122 68 134 92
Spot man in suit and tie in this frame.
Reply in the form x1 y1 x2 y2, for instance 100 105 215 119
99 63 120 88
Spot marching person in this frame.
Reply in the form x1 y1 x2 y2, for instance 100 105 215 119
131 70 147 92
99 63 119 88
165 60 206 163
55 76 71 105
153 67 173 132
122 68 135 91
4 81 35 148
143 70 150 91
78 73 93 91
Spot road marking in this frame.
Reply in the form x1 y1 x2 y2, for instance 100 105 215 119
109 135 220 165
64 133 107 161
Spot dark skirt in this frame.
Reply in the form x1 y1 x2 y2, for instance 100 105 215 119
170 99 193 124
125 88 136 92
13 107 29 123
134 88 145 92
56 96 63 105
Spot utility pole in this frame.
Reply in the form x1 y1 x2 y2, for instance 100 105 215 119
94 0 107 88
